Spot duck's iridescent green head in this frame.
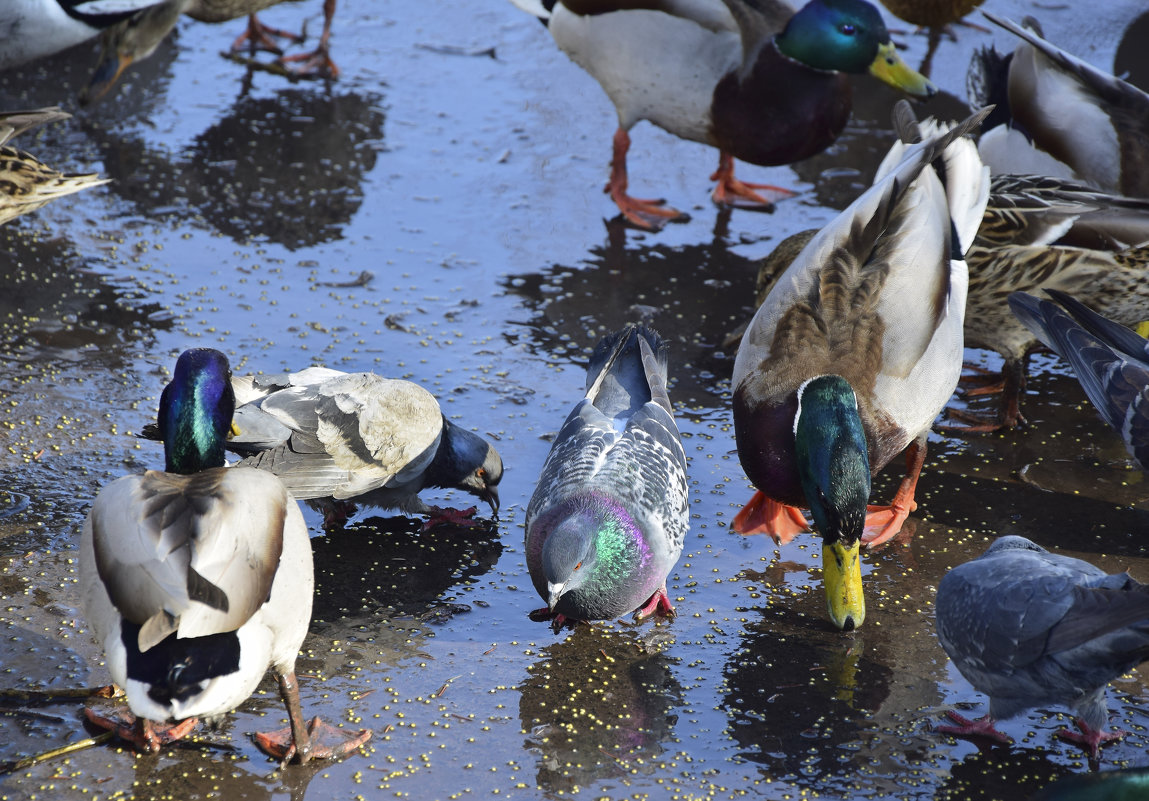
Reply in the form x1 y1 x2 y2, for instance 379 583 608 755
158 348 235 475
777 0 936 98
794 375 869 630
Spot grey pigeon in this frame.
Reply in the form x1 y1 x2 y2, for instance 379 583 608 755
935 535 1149 758
525 324 688 628
227 366 502 528
1009 289 1149 471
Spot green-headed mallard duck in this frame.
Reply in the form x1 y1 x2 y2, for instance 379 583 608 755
83 0 338 103
0 107 108 225
970 12 1149 199
743 173 1149 434
80 348 371 762
511 0 936 230
731 103 990 630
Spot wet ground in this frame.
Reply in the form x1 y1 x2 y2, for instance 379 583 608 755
1 1 1149 799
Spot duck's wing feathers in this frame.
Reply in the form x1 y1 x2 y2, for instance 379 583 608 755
736 107 989 401
88 467 287 652
985 12 1149 195
980 174 1149 251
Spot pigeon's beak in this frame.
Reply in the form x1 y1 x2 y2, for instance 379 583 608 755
482 485 500 516
547 581 565 611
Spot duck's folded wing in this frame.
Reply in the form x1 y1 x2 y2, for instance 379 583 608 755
89 469 286 649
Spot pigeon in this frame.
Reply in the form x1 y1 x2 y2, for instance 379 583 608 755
1009 289 1149 471
80 348 371 761
935 535 1149 758
525 324 688 628
225 366 502 528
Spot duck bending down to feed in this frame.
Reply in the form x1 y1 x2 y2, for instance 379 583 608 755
82 0 339 103
511 0 936 230
0 0 165 70
0 107 108 225
935 535 1149 760
80 348 372 762
731 102 991 630
742 176 1149 434
525 324 688 630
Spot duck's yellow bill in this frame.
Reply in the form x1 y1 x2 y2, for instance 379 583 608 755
869 43 937 99
229 422 242 438
824 540 865 630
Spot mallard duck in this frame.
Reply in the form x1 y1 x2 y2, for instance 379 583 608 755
0 107 108 225
80 348 371 761
1010 289 1149 470
223 366 503 529
877 0 987 77
0 0 167 70
935 535 1149 759
83 0 338 103
511 0 936 230
731 103 990 630
525 324 687 629
971 13 1149 199
743 175 1149 433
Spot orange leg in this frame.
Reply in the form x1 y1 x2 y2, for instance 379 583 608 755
231 12 304 55
277 0 340 78
710 152 796 209
253 671 372 765
606 128 690 231
634 585 674 621
83 706 198 753
732 490 809 545
863 438 925 547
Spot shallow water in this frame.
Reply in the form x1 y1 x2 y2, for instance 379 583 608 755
1 2 1148 799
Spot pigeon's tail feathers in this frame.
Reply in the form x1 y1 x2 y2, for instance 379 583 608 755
585 323 670 418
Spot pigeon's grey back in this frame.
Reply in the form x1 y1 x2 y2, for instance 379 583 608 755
527 325 687 550
937 535 1149 726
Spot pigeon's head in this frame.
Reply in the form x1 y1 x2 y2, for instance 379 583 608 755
538 494 649 622
435 422 503 516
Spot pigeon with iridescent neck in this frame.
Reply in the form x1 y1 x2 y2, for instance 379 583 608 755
525 324 688 629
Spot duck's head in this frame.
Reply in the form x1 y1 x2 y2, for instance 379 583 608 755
82 0 186 105
794 375 869 630
158 348 236 475
777 0 936 98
